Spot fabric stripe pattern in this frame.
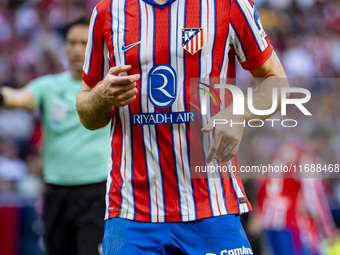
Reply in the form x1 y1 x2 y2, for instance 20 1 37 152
83 0 273 222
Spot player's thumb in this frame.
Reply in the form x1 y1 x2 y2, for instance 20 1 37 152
201 119 215 133
109 65 131 76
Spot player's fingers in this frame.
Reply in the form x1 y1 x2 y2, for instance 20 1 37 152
206 130 223 163
115 88 138 102
118 95 137 107
215 137 230 159
201 118 215 133
220 143 239 163
113 82 136 95
109 65 131 75
112 74 140 86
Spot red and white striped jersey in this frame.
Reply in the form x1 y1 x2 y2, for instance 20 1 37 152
256 143 337 239
83 0 273 222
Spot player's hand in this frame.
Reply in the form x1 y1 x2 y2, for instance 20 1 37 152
99 65 140 107
201 107 244 163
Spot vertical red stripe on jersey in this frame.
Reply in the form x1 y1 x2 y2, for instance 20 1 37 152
124 0 150 222
209 0 244 213
83 8 104 87
219 90 240 214
109 110 123 218
185 0 212 219
210 0 229 118
145 3 149 43
96 0 115 70
230 0 263 59
153 7 181 221
211 0 229 80
105 0 121 219
213 179 222 215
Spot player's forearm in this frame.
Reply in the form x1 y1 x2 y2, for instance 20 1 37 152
0 87 35 111
243 51 288 121
76 81 113 131
243 77 289 121
77 66 140 130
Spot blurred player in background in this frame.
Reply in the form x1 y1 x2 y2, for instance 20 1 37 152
0 18 109 255
76 0 287 254
250 125 338 255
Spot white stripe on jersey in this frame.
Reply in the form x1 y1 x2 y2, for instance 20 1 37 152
228 23 247 62
111 0 135 220
117 0 126 65
83 8 98 75
237 0 268 51
200 0 217 216
199 83 228 216
217 79 230 214
199 0 228 217
242 0 254 16
105 116 116 220
139 2 165 223
218 31 233 216
120 0 135 221
120 106 135 219
111 1 128 218
170 0 196 222
214 75 229 215
200 0 212 78
102 41 110 78
219 28 231 106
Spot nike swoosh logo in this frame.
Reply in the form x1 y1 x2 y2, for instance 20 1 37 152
121 41 141 52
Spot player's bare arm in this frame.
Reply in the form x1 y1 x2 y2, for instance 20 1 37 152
76 64 140 130
0 87 35 111
202 51 288 163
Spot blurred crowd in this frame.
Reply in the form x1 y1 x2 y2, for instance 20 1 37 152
0 0 339 254
257 0 340 78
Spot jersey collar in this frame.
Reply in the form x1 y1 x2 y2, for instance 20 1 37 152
140 0 177 9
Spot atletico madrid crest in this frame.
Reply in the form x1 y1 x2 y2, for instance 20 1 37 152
182 28 204 55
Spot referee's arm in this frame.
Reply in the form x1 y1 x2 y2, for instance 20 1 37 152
0 87 35 111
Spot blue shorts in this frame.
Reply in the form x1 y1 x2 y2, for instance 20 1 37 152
102 214 253 255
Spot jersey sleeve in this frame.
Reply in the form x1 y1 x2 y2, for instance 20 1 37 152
82 7 109 88
229 0 273 70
